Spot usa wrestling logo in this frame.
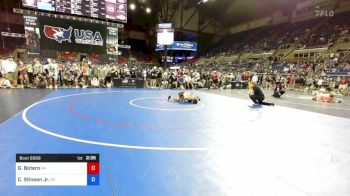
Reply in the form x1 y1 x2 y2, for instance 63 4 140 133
43 25 103 46
44 25 72 43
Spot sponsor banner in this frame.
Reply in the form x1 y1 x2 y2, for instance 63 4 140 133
113 78 141 88
326 72 350 76
106 26 118 55
157 23 173 29
39 16 106 53
24 14 40 55
272 62 285 71
156 41 197 51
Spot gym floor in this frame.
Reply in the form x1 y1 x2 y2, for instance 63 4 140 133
0 88 349 196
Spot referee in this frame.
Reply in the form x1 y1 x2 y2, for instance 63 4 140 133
248 82 274 106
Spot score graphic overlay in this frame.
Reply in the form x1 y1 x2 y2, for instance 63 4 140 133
16 154 99 186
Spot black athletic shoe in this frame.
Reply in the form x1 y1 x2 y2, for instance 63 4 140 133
271 103 275 106
168 96 171 101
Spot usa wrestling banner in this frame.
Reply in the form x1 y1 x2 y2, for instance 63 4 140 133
39 16 107 54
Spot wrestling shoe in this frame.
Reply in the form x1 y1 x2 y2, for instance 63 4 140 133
168 96 171 101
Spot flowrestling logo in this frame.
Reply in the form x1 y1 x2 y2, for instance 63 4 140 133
43 25 104 46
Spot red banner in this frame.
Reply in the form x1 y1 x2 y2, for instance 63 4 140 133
60 52 78 61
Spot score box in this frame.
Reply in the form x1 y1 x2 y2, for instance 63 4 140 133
87 162 100 174
87 174 99 186
16 154 99 186
87 162 100 185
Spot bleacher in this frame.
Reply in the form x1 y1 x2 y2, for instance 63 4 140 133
190 11 350 74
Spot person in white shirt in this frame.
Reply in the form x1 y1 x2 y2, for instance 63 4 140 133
161 71 169 88
33 58 43 76
251 73 258 83
2 56 18 87
317 78 324 89
91 77 100 87
50 59 59 88
184 72 192 89
0 75 12 88
191 71 201 89
43 58 50 74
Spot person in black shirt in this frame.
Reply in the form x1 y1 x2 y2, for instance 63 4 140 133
169 73 178 89
150 68 158 87
272 83 286 98
249 82 274 106
156 69 162 88
130 69 136 78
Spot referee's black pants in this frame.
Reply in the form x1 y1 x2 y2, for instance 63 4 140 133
249 94 274 106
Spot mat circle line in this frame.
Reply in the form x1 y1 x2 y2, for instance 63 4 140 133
22 91 209 151
129 97 205 111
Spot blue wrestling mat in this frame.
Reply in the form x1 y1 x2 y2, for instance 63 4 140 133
1 89 350 196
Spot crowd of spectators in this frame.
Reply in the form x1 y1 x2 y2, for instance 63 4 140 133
0 55 349 96
205 11 350 58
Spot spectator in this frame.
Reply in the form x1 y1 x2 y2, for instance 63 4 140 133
317 77 324 89
289 75 297 89
161 70 169 88
156 68 162 88
1 56 18 87
0 74 12 88
339 77 349 95
91 77 100 87
27 61 34 86
251 73 258 83
169 72 178 89
150 67 158 88
35 73 47 89
18 61 29 87
211 71 219 89
235 72 241 82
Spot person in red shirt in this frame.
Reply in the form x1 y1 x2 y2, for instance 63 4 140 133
312 87 342 103
312 93 342 103
339 77 348 89
339 77 349 95
18 61 28 87
241 72 249 81
289 75 296 89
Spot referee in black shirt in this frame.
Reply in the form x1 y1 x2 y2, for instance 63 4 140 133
248 82 274 106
